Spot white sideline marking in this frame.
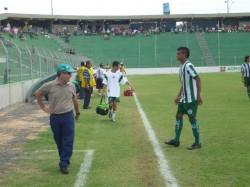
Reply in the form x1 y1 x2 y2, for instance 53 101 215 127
133 93 178 187
33 149 94 187
74 149 95 187
33 150 87 153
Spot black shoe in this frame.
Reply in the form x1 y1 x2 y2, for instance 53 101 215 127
83 106 91 109
59 166 69 174
108 111 112 119
187 143 201 150
164 139 180 147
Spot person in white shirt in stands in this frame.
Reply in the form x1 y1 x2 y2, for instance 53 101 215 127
102 61 134 122
95 63 105 96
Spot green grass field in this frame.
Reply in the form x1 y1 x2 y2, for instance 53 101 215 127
1 73 250 187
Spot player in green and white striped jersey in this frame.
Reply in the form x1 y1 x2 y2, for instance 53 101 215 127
241 56 250 101
165 47 203 150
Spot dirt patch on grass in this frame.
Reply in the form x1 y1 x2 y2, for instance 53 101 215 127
0 102 48 174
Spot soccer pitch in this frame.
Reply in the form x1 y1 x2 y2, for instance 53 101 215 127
0 73 250 187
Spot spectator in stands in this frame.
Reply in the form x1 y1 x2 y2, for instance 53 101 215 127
95 63 105 96
31 45 36 55
35 64 80 175
19 33 27 41
4 68 10 84
53 57 59 71
65 32 70 43
241 56 250 101
8 31 14 38
13 27 18 38
30 32 38 39
0 33 4 40
103 34 110 40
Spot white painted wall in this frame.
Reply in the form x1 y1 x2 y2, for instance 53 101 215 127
0 66 239 110
0 79 39 110
126 66 221 75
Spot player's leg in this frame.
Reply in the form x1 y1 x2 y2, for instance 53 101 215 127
108 97 114 118
187 102 201 150
247 85 250 101
111 101 117 122
174 113 184 143
244 78 250 101
165 103 184 147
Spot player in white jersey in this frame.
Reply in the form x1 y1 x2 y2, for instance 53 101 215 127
102 61 134 122
241 56 250 101
165 47 203 150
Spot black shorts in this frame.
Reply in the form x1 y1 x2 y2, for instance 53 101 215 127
244 77 250 87
96 78 103 89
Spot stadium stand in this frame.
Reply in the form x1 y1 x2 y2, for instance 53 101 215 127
205 32 250 66
0 32 85 85
69 32 204 68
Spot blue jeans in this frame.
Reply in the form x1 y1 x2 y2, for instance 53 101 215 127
50 111 75 167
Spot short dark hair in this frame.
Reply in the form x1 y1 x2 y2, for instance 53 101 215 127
244 56 249 62
177 47 190 59
100 63 104 67
57 71 64 77
112 61 120 67
86 60 92 65
80 61 85 66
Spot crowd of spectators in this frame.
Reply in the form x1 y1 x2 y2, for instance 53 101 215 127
0 23 52 42
172 23 250 34
53 22 250 41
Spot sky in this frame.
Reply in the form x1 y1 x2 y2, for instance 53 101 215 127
0 0 249 15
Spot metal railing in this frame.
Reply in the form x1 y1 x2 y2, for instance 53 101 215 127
0 41 86 85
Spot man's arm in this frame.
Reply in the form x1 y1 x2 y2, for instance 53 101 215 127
195 76 202 105
84 69 89 89
175 87 182 105
126 81 134 92
242 73 245 84
35 89 51 114
72 94 80 121
102 84 107 96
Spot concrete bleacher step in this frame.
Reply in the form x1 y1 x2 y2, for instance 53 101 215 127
195 33 216 66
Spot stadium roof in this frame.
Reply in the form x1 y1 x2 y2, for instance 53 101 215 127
1 12 250 22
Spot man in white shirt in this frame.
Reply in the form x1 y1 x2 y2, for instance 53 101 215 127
102 61 134 122
96 63 105 96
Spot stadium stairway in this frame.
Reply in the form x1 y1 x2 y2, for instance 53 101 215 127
48 34 87 61
195 33 216 66
48 34 71 50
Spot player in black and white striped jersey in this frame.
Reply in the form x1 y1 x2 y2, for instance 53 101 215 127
241 56 250 101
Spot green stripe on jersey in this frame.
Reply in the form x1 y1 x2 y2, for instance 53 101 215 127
189 64 198 77
104 74 108 81
189 77 195 102
183 64 188 103
119 75 123 82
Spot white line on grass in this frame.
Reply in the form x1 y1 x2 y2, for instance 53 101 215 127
133 93 178 187
33 150 88 154
74 149 95 187
33 149 95 187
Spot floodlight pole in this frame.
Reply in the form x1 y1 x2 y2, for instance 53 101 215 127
226 0 230 13
225 0 234 13
51 0 54 15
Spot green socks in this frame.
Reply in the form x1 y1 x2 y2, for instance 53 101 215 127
174 117 183 142
189 119 200 145
247 90 250 99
